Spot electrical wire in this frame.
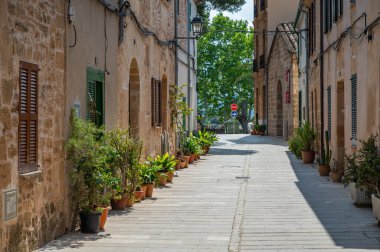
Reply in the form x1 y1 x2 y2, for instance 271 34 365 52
69 24 77 48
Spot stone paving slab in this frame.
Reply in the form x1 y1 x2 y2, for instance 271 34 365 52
38 135 380 251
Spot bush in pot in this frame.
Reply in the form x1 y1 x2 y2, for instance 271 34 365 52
125 137 143 207
288 133 302 159
297 121 316 163
258 124 267 136
140 163 160 197
343 151 372 206
318 131 331 176
354 135 380 222
66 110 108 233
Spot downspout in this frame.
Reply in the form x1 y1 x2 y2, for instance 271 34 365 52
300 7 309 122
174 0 179 146
187 1 191 133
265 62 269 134
319 0 324 158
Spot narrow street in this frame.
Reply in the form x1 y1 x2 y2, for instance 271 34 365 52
39 135 380 252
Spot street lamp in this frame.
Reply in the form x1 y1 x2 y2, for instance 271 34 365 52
191 16 203 37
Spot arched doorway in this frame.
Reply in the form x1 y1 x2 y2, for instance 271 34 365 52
129 59 140 138
276 81 283 137
161 74 168 132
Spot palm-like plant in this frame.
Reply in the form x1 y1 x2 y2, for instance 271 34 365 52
297 121 316 152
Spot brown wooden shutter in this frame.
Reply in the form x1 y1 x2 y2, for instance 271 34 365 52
151 78 157 126
151 78 162 127
19 61 39 173
158 80 162 125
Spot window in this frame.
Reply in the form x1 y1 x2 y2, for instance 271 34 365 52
259 54 265 69
325 0 333 33
299 91 302 127
151 78 162 127
87 67 105 127
351 74 357 140
327 86 332 138
311 90 314 128
308 2 316 53
19 61 39 174
260 0 266 11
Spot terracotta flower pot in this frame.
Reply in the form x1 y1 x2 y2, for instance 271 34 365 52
301 151 315 163
99 206 108 230
202 146 208 154
330 171 342 182
134 190 143 202
111 196 127 210
183 156 190 168
260 131 265 136
157 172 167 186
189 154 196 163
126 196 135 207
197 155 201 160
175 160 181 170
141 185 147 200
145 184 154 197
167 171 174 183
194 155 198 161
180 160 186 169
319 165 330 176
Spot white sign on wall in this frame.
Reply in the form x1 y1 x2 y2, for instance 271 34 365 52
3 189 17 221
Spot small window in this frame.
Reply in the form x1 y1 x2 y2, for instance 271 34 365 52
351 74 357 140
327 86 332 138
87 67 105 127
151 78 162 127
19 61 39 174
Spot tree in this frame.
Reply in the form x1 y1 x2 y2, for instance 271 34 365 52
197 14 254 133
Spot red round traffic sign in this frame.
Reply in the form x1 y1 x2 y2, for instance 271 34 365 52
230 103 238 111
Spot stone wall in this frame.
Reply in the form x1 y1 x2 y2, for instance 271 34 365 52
118 0 176 157
267 34 299 138
0 0 67 251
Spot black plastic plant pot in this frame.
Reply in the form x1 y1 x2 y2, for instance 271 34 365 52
79 211 101 233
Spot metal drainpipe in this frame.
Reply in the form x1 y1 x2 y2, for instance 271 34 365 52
319 0 325 158
174 0 179 147
187 1 191 133
300 7 309 122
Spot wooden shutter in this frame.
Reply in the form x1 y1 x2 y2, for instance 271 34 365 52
327 86 332 138
87 80 96 122
339 0 343 16
19 62 39 173
299 91 302 127
325 0 332 33
151 78 162 127
351 74 357 140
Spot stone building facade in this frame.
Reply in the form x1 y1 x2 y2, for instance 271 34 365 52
321 0 380 166
253 0 298 127
1 0 199 250
0 0 68 251
267 23 299 139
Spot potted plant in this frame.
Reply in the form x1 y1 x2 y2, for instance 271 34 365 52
183 137 197 164
344 151 372 206
105 128 130 210
125 137 143 207
318 131 331 176
134 186 144 203
140 162 159 197
288 133 302 159
258 124 266 136
330 159 343 182
297 121 316 163
66 110 107 233
353 135 380 221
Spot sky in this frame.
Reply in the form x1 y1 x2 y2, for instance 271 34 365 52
210 1 253 24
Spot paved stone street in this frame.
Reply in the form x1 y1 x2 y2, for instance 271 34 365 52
39 135 380 252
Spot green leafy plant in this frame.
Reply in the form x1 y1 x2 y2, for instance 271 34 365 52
66 109 110 229
343 151 360 185
288 134 302 158
355 135 380 196
319 131 332 166
297 121 316 152
140 163 160 185
182 136 198 155
170 84 193 130
125 137 143 198
149 153 177 173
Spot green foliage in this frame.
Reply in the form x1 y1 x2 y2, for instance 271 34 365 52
355 135 380 196
343 151 360 185
149 153 177 173
140 163 160 185
125 137 144 197
288 134 303 158
319 131 332 166
297 121 316 152
170 84 193 131
195 130 219 148
66 109 111 219
197 14 254 131
182 136 199 155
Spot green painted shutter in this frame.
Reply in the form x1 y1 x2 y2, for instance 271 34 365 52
95 81 104 126
87 80 96 121
327 86 331 138
351 74 357 140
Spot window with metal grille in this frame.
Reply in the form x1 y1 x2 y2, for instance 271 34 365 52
327 86 332 138
351 74 357 140
19 62 39 174
253 59 258 72
151 78 162 127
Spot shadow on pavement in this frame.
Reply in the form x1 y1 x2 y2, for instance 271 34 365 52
286 151 380 250
38 232 109 251
210 147 257 156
